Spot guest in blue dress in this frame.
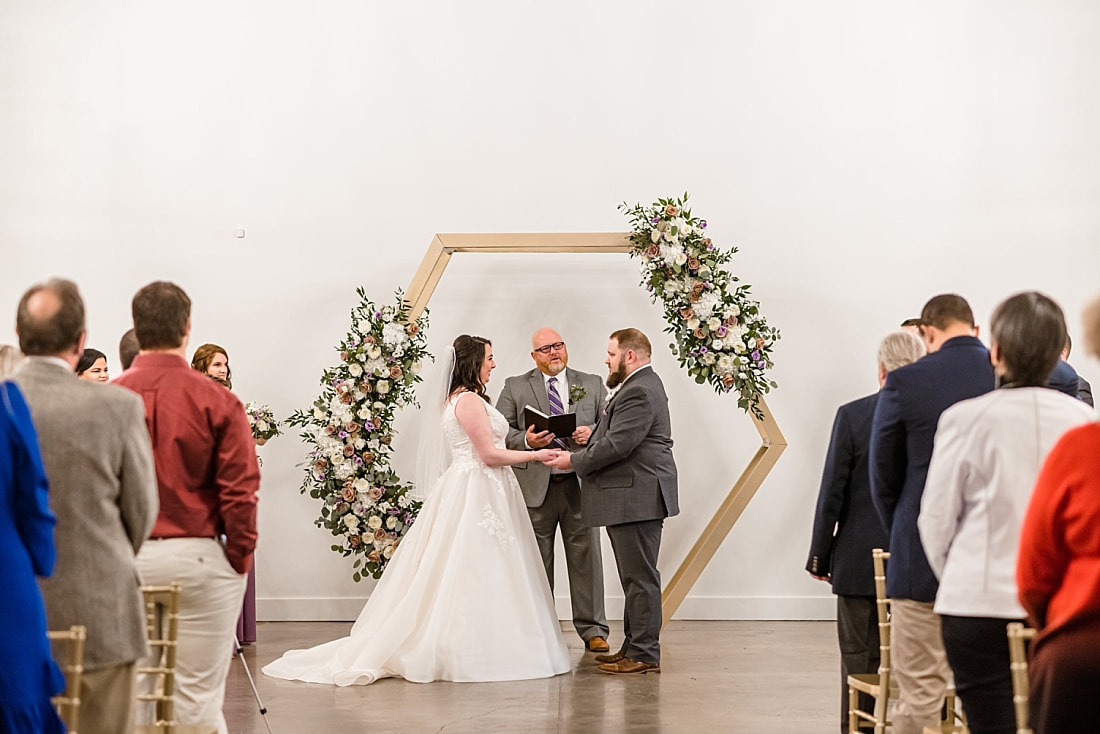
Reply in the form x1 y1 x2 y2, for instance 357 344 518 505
0 380 65 734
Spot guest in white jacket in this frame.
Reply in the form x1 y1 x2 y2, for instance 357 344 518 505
918 291 1094 734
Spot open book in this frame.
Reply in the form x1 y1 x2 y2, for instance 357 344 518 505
523 405 576 437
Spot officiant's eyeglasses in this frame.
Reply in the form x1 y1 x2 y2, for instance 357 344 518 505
533 341 566 354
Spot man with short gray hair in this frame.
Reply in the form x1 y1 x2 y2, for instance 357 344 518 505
806 330 925 733
13 278 158 734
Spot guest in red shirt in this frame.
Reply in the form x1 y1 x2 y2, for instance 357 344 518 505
115 281 259 734
1017 293 1100 734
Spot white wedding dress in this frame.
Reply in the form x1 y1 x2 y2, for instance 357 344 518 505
263 393 571 685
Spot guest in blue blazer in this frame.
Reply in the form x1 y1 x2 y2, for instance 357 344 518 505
869 294 995 734
807 329 926 733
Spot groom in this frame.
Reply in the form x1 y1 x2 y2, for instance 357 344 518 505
497 327 611 653
545 328 679 674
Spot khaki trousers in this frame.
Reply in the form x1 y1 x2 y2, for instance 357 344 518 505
136 538 248 734
890 599 953 734
80 660 136 734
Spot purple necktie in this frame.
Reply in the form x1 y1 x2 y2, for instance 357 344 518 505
547 377 569 449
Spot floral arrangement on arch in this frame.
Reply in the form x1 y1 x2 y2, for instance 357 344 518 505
286 288 431 581
620 193 780 417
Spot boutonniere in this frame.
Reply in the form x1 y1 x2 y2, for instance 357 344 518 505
568 384 587 405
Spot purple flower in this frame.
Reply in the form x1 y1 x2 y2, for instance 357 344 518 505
353 456 364 466
338 430 348 439
365 421 377 431
717 326 728 337
651 217 660 224
700 220 707 229
375 311 382 318
699 346 708 354
751 350 761 361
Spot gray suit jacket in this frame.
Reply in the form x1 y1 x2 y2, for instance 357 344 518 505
496 367 606 507
571 366 679 527
14 358 158 670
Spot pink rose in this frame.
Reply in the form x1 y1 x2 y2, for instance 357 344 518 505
368 486 384 500
665 205 679 216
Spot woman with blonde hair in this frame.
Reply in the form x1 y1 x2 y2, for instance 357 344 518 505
0 345 22 379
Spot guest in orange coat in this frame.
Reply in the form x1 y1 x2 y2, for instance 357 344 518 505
1016 293 1100 734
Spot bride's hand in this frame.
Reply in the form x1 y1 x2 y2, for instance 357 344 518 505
531 448 560 464
539 449 573 470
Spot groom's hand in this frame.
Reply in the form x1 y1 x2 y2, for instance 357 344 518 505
572 426 593 445
544 451 573 470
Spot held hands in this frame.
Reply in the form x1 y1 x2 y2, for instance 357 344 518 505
529 447 562 464
543 451 573 471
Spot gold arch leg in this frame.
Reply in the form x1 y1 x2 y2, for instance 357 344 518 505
402 233 788 626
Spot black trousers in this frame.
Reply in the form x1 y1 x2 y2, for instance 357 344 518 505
940 614 1023 734
837 595 880 733
1030 622 1100 734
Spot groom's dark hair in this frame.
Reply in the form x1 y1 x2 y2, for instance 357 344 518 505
449 335 492 402
610 328 652 359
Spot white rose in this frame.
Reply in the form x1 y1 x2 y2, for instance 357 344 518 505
711 339 725 351
257 420 269 432
367 515 383 529
313 408 325 420
687 317 700 330
378 501 391 512
374 401 386 410
354 438 366 450
343 514 360 530
357 407 372 420
385 516 397 529
376 380 390 395
353 478 369 491
650 229 661 243
739 356 749 365
708 317 722 331
663 281 679 296
349 363 363 377
382 545 395 559
703 352 717 365
718 355 734 373
410 361 422 375
727 305 741 318
674 251 688 266
369 347 382 359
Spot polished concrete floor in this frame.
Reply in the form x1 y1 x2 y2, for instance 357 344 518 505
226 621 840 733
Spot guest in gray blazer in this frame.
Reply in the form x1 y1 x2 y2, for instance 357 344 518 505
12 278 158 734
496 328 610 652
546 328 678 674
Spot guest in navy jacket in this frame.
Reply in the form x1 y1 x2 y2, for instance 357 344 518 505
869 294 995 734
807 329 925 733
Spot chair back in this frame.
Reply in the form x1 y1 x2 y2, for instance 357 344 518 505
871 549 891 729
137 583 181 732
48 624 87 734
1007 622 1036 734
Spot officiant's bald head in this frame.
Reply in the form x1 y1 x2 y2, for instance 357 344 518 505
530 327 569 377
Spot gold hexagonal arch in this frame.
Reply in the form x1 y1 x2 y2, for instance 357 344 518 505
403 232 788 626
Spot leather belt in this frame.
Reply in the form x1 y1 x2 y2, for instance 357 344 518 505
549 472 576 483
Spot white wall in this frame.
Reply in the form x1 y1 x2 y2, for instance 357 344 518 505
2 1 1098 621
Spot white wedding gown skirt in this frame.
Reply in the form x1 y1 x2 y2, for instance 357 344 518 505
263 396 571 685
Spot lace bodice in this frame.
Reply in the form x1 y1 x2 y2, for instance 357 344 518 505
444 392 508 469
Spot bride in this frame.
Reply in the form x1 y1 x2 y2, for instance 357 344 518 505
263 335 572 684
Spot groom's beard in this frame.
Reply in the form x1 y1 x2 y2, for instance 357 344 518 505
605 360 628 389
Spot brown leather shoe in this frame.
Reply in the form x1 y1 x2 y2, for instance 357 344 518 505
598 657 660 675
585 636 610 653
594 650 626 664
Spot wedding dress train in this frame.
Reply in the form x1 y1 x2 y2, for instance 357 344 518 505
263 393 571 685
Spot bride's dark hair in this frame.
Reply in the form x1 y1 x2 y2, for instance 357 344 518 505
449 335 491 402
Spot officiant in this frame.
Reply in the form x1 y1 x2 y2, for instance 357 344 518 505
496 328 611 653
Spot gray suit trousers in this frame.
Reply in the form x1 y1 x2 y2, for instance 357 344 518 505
606 518 663 664
528 473 608 642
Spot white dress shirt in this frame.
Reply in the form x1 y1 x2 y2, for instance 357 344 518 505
919 386 1094 617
